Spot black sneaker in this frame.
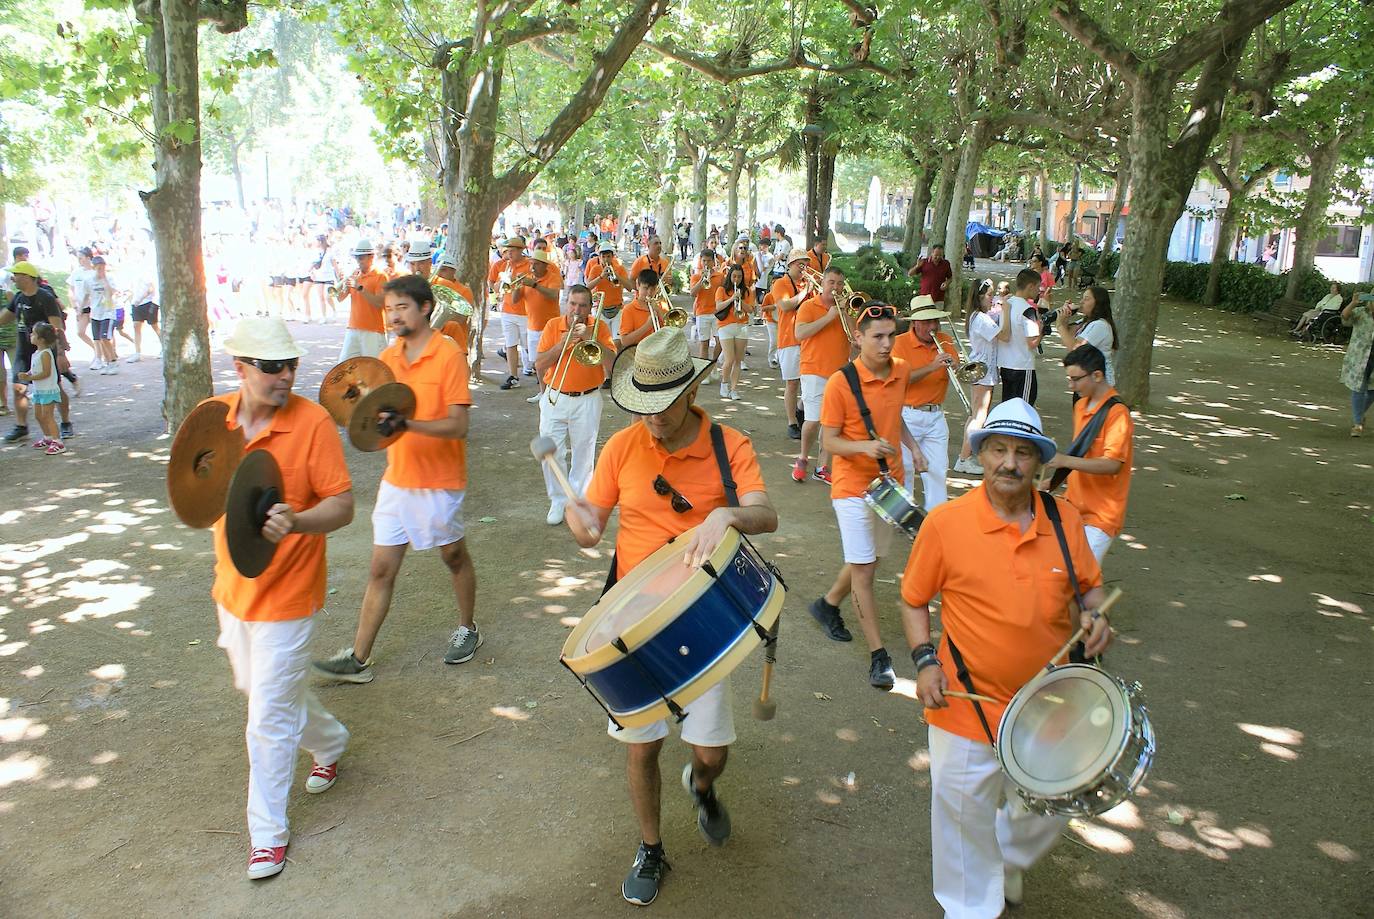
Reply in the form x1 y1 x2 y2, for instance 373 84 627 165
808 597 851 642
3 425 28 443
869 649 896 691
681 764 731 846
59 422 74 439
496 348 507 360
499 375 520 390
786 423 801 440
622 842 670 906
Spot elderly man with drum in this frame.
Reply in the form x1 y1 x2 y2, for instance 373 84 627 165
561 327 778 907
900 398 1113 918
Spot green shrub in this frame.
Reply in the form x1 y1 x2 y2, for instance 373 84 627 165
834 220 904 241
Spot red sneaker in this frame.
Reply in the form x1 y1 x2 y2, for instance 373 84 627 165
305 761 338 794
247 845 287 880
791 460 807 483
813 465 832 484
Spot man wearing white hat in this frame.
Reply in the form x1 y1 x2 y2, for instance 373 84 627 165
210 317 355 880
406 238 434 275
767 249 814 440
891 295 958 511
586 239 630 339
559 327 779 907
335 239 387 360
899 398 1113 917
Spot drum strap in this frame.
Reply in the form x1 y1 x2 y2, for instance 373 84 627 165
944 636 997 746
840 362 889 476
1039 491 1097 666
709 423 739 508
1046 396 1123 492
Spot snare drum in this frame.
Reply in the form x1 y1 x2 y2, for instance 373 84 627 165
560 526 785 728
996 664 1155 817
862 474 924 538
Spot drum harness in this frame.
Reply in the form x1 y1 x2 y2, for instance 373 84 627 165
561 423 787 731
1045 395 1124 492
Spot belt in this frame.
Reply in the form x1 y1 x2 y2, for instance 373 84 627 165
907 403 943 413
557 387 602 398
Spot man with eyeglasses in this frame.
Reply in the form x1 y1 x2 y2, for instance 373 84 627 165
810 302 922 689
1041 344 1133 562
559 327 778 907
211 317 355 880
313 274 480 683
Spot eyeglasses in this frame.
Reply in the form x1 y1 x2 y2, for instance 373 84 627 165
653 475 692 513
859 304 897 320
241 357 299 375
1065 373 1090 384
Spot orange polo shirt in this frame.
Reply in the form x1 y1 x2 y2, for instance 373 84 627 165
819 357 911 497
891 329 955 407
586 257 628 308
1063 389 1134 536
586 407 766 580
488 256 532 315
348 269 387 333
538 314 616 392
210 392 352 622
901 486 1102 744
796 296 852 377
521 265 564 332
440 319 469 351
629 254 671 284
770 275 806 348
433 276 475 310
691 270 722 316
379 331 473 490
715 286 748 326
806 249 830 273
617 297 653 341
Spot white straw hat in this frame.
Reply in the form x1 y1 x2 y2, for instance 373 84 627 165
406 239 433 260
222 317 306 360
529 249 554 265
909 294 937 310
352 239 375 256
610 328 713 415
969 398 1056 462
438 253 458 269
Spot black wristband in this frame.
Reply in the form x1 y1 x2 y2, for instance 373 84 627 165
916 656 942 673
911 643 937 669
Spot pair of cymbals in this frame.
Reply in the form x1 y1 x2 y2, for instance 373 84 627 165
318 356 416 452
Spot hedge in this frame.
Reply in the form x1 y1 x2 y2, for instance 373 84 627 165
1160 261 1374 313
834 220 904 242
832 246 921 307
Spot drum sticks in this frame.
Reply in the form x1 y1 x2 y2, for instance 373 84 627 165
529 436 600 539
752 618 780 721
1048 586 1123 667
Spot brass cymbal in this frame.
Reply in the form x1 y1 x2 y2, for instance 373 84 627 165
224 449 285 579
318 357 395 427
348 382 416 452
167 400 246 528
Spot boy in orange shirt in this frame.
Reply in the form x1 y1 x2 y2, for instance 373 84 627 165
488 236 533 389
793 265 852 482
689 250 722 364
519 248 565 403
335 239 388 360
890 300 959 511
211 318 355 879
313 275 479 682
769 250 814 440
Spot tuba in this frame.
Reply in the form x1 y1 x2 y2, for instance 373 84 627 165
430 283 474 329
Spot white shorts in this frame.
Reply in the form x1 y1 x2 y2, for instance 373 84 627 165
607 678 736 747
1085 524 1113 562
694 314 718 340
716 323 749 342
777 345 801 381
800 374 828 423
339 329 387 361
832 496 894 565
500 313 527 348
372 480 465 551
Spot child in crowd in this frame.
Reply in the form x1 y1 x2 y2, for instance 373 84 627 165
18 322 64 454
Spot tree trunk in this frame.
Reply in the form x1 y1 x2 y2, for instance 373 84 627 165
1065 163 1081 241
815 149 836 247
1039 169 1054 247
1283 136 1343 300
746 162 758 237
943 119 992 309
929 151 958 255
573 198 585 232
1204 203 1240 306
1101 159 1129 257
901 162 935 261
691 147 708 250
138 0 212 432
725 147 744 242
229 141 246 211
656 178 677 245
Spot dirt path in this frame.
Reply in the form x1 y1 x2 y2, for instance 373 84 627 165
1 299 1368 918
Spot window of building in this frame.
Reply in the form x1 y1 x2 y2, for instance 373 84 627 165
1316 224 1361 258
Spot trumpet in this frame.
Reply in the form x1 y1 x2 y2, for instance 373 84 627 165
946 318 988 385
647 292 689 331
548 293 607 405
500 270 532 296
328 271 359 299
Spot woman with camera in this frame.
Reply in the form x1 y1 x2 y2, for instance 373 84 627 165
1340 293 1374 437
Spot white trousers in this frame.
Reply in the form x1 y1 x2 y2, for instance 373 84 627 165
928 725 1068 919
339 329 386 362
763 320 778 362
1085 524 1113 562
901 406 950 512
539 389 602 508
526 327 543 375
217 607 349 848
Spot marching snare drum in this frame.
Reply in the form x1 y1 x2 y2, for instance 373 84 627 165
560 525 785 729
996 663 1155 817
862 474 925 538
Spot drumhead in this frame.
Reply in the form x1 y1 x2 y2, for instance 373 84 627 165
998 665 1128 798
577 556 699 655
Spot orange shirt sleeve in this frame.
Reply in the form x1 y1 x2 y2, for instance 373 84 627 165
307 410 353 501
900 512 946 607
440 342 473 410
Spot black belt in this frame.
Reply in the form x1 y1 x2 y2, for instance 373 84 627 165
557 387 602 398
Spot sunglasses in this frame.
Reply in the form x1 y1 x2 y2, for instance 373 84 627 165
859 304 897 319
653 475 692 513
241 357 299 375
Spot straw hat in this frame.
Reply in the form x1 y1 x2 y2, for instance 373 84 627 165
786 250 810 265
610 328 713 415
222 317 306 360
969 398 1056 462
529 249 554 265
909 306 950 321
504 235 527 249
438 253 458 270
909 294 936 310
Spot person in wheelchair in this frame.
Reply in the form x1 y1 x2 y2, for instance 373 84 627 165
1293 282 1347 339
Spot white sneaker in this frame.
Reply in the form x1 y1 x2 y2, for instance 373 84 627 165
719 383 730 398
125 354 141 363
963 458 984 475
100 366 118 375
729 390 741 401
89 359 104 371
526 392 543 404
1004 868 1024 906
546 504 565 526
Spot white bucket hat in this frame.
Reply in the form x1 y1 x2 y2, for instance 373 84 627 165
352 239 375 256
610 328 713 415
438 253 458 270
406 239 433 261
969 398 1056 462
598 240 616 254
222 317 306 360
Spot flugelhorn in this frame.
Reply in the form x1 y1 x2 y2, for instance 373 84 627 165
429 283 473 330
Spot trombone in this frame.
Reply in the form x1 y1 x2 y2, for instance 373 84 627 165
647 292 689 331
548 292 607 405
799 265 864 338
947 318 988 385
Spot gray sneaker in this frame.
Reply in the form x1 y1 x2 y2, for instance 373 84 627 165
681 763 731 846
622 842 670 906
312 648 374 683
444 626 482 664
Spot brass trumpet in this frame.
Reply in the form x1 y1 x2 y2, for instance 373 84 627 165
548 293 606 406
328 271 359 299
647 292 689 331
947 318 988 384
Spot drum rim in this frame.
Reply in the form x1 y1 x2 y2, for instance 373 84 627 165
862 475 920 532
996 664 1133 799
560 525 741 672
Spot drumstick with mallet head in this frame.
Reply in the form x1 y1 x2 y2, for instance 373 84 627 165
529 436 600 539
752 617 781 721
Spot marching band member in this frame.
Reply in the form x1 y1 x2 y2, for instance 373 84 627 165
211 318 354 879
560 327 778 907
336 238 387 360
890 298 957 512
769 250 812 440
695 232 722 271
809 303 922 688
313 275 481 682
616 269 665 350
431 254 476 381
488 236 533 390
792 265 851 483
805 237 830 274
753 238 776 361
689 250 722 365
1042 344 1134 562
629 235 673 294
725 238 759 293
713 263 751 401
586 240 630 339
521 248 565 404
534 284 616 525
900 398 1111 918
